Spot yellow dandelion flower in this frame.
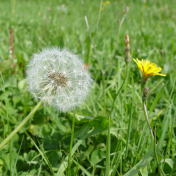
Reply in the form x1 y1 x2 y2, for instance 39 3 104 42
106 1 110 4
38 12 41 16
133 58 166 83
102 2 106 6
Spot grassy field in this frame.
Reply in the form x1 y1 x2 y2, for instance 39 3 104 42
0 0 176 175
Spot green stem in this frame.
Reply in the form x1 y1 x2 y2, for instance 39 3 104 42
7 111 12 175
68 113 75 176
105 63 129 176
142 101 154 140
0 100 43 150
154 127 166 176
105 115 111 176
81 0 103 73
109 63 129 115
103 72 106 115
105 9 128 74
109 63 128 169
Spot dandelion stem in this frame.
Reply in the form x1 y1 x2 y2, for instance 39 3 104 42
0 100 43 150
68 113 75 176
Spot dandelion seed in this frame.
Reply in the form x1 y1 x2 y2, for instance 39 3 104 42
133 58 166 85
26 47 93 112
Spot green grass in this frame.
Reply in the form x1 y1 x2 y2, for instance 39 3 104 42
0 0 176 175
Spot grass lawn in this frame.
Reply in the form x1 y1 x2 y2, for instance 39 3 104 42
0 0 175 175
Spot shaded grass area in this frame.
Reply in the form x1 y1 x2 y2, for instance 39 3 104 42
0 0 176 175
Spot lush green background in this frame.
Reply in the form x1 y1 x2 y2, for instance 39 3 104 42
0 0 175 175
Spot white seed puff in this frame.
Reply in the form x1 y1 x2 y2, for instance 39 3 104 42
26 47 93 112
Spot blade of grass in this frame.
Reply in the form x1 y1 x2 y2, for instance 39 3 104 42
0 100 43 150
111 141 121 167
81 0 103 73
111 149 125 176
72 159 92 176
105 116 111 176
148 83 167 116
94 0 102 43
123 150 154 176
7 110 12 176
12 135 24 176
1 103 54 174
36 137 55 176
117 134 141 159
37 158 43 176
158 104 172 149
56 124 108 175
137 124 147 151
154 127 166 176
125 101 133 158
26 133 55 174
68 113 75 176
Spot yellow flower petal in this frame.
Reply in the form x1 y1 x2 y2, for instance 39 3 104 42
133 58 166 81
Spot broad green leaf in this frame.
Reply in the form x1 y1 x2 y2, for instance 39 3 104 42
123 150 154 176
18 79 26 91
42 124 53 136
0 59 13 73
161 158 176 174
56 123 108 176
90 116 113 128
91 149 105 165
139 166 148 176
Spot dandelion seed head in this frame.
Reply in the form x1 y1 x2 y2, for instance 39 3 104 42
26 47 93 112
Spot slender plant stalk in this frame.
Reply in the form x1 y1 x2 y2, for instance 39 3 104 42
142 102 154 140
143 93 166 175
110 63 129 115
12 135 24 176
154 127 166 176
105 63 129 176
125 101 133 158
7 112 12 176
94 0 102 43
103 72 107 115
68 113 75 176
0 100 43 150
1 102 55 175
105 8 129 73
105 115 111 176
81 0 103 73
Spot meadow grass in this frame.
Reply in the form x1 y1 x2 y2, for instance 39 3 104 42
0 0 176 175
